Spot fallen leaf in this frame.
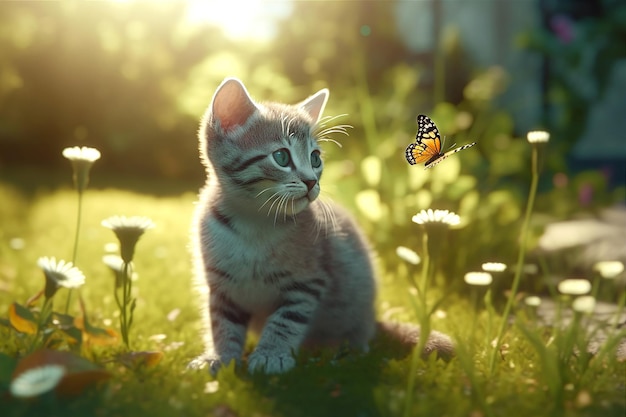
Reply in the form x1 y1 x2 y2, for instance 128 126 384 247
117 351 164 369
56 369 111 397
11 349 111 398
74 296 118 346
9 302 37 334
74 316 118 346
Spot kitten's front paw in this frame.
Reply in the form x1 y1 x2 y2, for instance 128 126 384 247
187 355 238 376
247 350 296 374
187 355 210 371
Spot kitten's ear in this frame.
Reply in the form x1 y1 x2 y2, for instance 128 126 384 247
298 88 329 124
211 78 258 132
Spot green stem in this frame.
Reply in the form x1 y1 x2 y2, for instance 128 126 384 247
29 297 53 353
590 273 601 300
113 279 123 310
71 190 83 264
489 144 540 375
418 232 433 353
404 233 432 417
613 290 626 334
470 288 479 352
119 261 133 349
403 332 422 417
65 190 83 314
561 310 581 362
484 289 494 355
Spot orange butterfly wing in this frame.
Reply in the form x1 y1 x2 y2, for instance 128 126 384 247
405 115 442 165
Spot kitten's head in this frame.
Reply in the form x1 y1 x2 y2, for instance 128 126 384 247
199 78 329 218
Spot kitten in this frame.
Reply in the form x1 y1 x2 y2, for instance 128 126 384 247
190 78 453 374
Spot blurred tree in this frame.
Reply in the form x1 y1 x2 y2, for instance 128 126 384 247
0 0 478 185
523 0 626 162
0 1 234 181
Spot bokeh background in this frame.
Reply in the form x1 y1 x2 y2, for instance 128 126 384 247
0 0 624 283
1 4 625 416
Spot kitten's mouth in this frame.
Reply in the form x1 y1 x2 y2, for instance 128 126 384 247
289 195 312 214
306 188 320 201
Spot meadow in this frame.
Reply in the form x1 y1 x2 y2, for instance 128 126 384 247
1 2 625 415
0 147 624 417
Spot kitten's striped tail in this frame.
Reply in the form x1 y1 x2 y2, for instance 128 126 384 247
372 321 455 361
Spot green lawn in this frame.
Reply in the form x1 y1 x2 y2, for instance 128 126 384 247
0 178 624 417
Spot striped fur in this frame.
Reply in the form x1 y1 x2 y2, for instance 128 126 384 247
190 78 376 374
190 78 454 375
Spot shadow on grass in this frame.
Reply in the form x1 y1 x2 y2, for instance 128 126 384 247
248 351 389 417
245 327 446 417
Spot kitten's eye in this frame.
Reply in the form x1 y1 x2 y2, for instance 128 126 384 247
311 151 322 168
272 149 290 167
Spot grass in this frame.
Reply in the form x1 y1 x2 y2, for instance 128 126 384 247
0 176 625 417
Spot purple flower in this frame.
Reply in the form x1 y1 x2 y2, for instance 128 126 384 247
550 15 575 44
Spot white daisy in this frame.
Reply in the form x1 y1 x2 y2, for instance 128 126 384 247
37 256 86 299
62 146 101 192
102 216 155 262
10 364 66 398
481 262 507 272
593 261 624 279
526 130 550 143
464 271 493 286
572 295 596 314
557 278 591 296
396 246 421 265
524 295 542 307
62 146 101 162
102 255 127 288
412 209 460 227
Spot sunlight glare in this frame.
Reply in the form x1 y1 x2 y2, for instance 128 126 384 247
184 0 292 41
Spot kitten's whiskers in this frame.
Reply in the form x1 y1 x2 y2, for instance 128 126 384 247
316 114 348 128
314 114 352 148
282 195 289 223
258 191 281 212
312 197 338 241
267 193 283 218
255 186 278 199
290 197 297 224
273 194 289 226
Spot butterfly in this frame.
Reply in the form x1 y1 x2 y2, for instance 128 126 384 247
405 114 476 169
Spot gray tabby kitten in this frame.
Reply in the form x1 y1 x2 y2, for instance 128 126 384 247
191 78 452 374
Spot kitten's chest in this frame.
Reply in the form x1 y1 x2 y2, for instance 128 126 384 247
206 227 296 312
204 219 299 281
207 228 285 270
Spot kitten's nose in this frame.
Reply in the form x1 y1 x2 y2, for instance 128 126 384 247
303 179 317 192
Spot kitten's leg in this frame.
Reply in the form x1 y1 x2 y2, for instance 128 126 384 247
248 279 324 374
204 286 251 375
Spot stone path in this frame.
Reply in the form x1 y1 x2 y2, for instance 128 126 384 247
530 297 626 361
